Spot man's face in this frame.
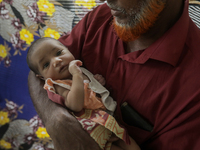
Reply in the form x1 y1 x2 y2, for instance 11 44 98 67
105 0 166 41
31 39 75 80
106 0 145 26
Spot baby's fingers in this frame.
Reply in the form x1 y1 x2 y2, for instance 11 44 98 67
70 60 82 67
94 74 106 86
69 60 82 75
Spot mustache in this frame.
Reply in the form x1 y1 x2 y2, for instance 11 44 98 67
106 1 141 18
106 2 126 14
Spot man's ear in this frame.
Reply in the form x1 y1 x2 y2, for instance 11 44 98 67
36 74 44 80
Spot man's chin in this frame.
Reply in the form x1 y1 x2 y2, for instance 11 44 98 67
112 0 166 42
112 19 140 42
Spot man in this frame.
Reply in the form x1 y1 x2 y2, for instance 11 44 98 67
28 0 200 149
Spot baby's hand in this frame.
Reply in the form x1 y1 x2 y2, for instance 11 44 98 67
69 60 82 75
94 74 106 86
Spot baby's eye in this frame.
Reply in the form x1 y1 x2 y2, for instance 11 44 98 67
43 62 49 69
56 50 62 56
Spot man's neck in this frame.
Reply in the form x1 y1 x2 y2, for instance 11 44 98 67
126 0 185 53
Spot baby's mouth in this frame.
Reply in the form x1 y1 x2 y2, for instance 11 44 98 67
60 65 68 73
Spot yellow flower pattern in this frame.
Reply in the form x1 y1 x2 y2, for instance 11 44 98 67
37 0 55 16
0 0 2 3
19 29 34 45
36 127 50 139
0 111 10 126
0 45 7 58
75 0 96 9
0 140 12 149
44 28 60 39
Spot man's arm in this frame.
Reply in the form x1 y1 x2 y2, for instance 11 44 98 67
28 71 101 150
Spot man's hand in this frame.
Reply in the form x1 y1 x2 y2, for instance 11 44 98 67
112 138 141 150
109 134 141 150
28 71 101 150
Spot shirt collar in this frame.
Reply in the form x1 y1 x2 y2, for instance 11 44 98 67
148 0 190 67
120 0 190 67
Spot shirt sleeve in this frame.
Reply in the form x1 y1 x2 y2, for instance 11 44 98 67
46 89 65 106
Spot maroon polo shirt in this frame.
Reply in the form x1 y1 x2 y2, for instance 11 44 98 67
59 0 200 149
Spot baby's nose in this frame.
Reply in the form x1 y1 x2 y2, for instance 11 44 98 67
53 57 62 67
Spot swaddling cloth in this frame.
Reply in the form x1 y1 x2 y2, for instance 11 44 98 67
43 69 130 149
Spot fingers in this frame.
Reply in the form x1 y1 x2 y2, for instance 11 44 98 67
108 134 120 142
70 60 83 67
110 144 124 150
112 137 141 150
94 74 106 86
75 60 83 67
69 60 82 75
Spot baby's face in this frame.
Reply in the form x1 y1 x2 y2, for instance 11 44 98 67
31 39 75 80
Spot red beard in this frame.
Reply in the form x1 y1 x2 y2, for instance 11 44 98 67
113 0 166 42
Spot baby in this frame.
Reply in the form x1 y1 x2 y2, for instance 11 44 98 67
26 37 140 150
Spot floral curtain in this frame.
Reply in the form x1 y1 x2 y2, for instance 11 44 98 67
0 0 103 149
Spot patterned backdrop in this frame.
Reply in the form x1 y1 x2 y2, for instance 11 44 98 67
0 0 199 149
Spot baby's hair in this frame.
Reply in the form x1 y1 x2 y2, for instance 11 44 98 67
26 37 57 75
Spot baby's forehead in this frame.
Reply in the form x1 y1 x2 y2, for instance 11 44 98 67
38 38 56 46
36 39 60 50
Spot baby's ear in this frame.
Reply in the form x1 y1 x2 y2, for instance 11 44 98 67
36 74 44 80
